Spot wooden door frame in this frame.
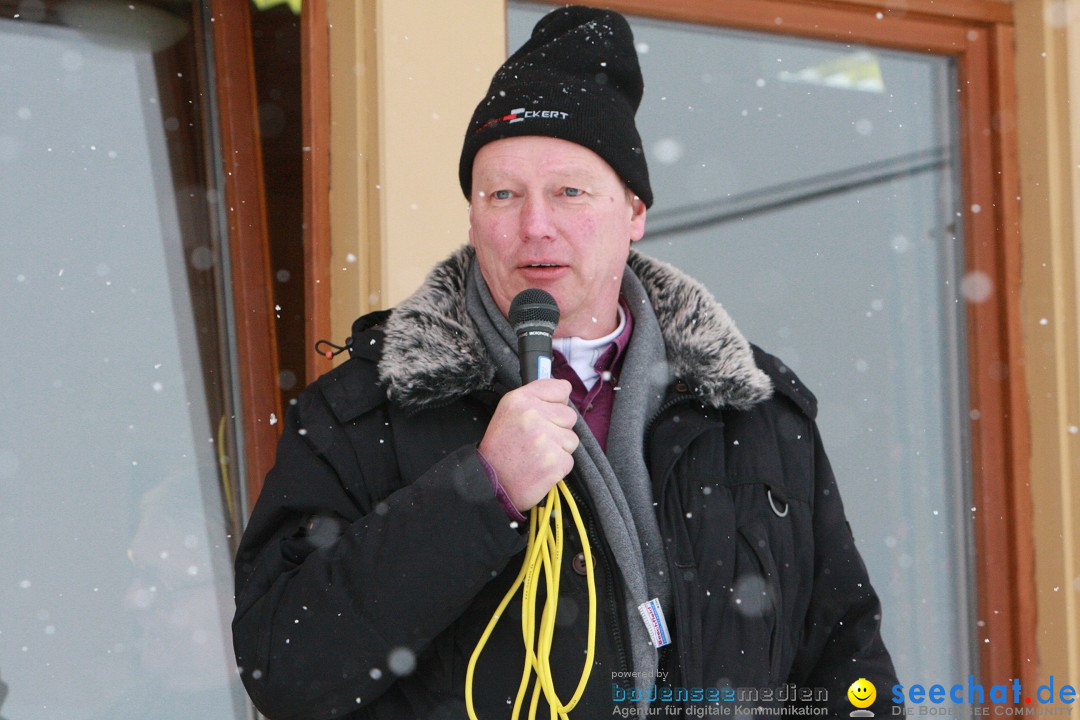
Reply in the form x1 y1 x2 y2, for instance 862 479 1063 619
302 0 334 386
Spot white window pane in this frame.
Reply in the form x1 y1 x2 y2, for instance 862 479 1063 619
0 11 247 720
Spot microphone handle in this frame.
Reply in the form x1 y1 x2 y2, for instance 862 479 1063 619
518 331 553 384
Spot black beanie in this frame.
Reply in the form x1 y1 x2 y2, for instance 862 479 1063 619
459 5 653 208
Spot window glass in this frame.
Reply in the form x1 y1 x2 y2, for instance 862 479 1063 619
509 2 974 688
0 6 247 719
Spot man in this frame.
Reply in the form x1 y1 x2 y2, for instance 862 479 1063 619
232 6 900 718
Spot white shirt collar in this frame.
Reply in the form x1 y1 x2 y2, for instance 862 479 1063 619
552 304 626 391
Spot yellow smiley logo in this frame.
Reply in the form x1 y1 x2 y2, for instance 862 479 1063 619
847 678 877 709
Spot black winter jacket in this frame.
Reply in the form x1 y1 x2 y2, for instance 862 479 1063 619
233 248 900 719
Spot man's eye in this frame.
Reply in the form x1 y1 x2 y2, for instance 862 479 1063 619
564 187 584 197
491 189 512 200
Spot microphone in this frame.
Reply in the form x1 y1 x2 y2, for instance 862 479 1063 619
509 289 560 384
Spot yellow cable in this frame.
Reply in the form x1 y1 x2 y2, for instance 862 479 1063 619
217 415 234 526
536 494 561 706
466 479 597 720
553 482 596 710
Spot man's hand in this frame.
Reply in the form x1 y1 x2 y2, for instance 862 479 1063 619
479 379 579 511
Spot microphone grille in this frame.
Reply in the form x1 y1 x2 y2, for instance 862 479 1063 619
509 289 560 335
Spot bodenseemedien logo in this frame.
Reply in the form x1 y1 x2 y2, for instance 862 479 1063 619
848 678 877 717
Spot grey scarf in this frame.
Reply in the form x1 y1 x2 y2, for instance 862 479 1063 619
464 261 672 701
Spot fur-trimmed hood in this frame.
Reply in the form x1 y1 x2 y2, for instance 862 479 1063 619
378 246 772 411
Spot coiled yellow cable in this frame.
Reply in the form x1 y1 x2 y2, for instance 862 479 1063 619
466 479 597 720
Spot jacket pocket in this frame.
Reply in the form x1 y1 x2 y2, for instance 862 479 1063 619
736 522 784 686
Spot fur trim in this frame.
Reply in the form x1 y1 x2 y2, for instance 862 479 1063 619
379 247 497 407
379 246 771 410
626 251 772 410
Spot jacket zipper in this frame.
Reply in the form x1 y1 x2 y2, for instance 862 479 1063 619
565 481 631 676
643 389 710 691
643 392 703 453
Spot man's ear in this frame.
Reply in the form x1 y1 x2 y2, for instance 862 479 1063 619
629 194 647 243
467 204 476 246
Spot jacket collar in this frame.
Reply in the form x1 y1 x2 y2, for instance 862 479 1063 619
377 246 772 411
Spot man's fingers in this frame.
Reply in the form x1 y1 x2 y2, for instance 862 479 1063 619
512 380 578 428
550 403 579 429
523 377 573 403
480 379 581 510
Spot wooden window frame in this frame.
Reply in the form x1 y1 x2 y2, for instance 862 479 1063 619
522 0 1034 690
206 0 333 508
207 0 283 511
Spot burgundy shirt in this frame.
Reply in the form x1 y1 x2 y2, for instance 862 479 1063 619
551 298 634 453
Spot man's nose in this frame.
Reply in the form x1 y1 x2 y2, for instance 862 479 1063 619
519 194 556 241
